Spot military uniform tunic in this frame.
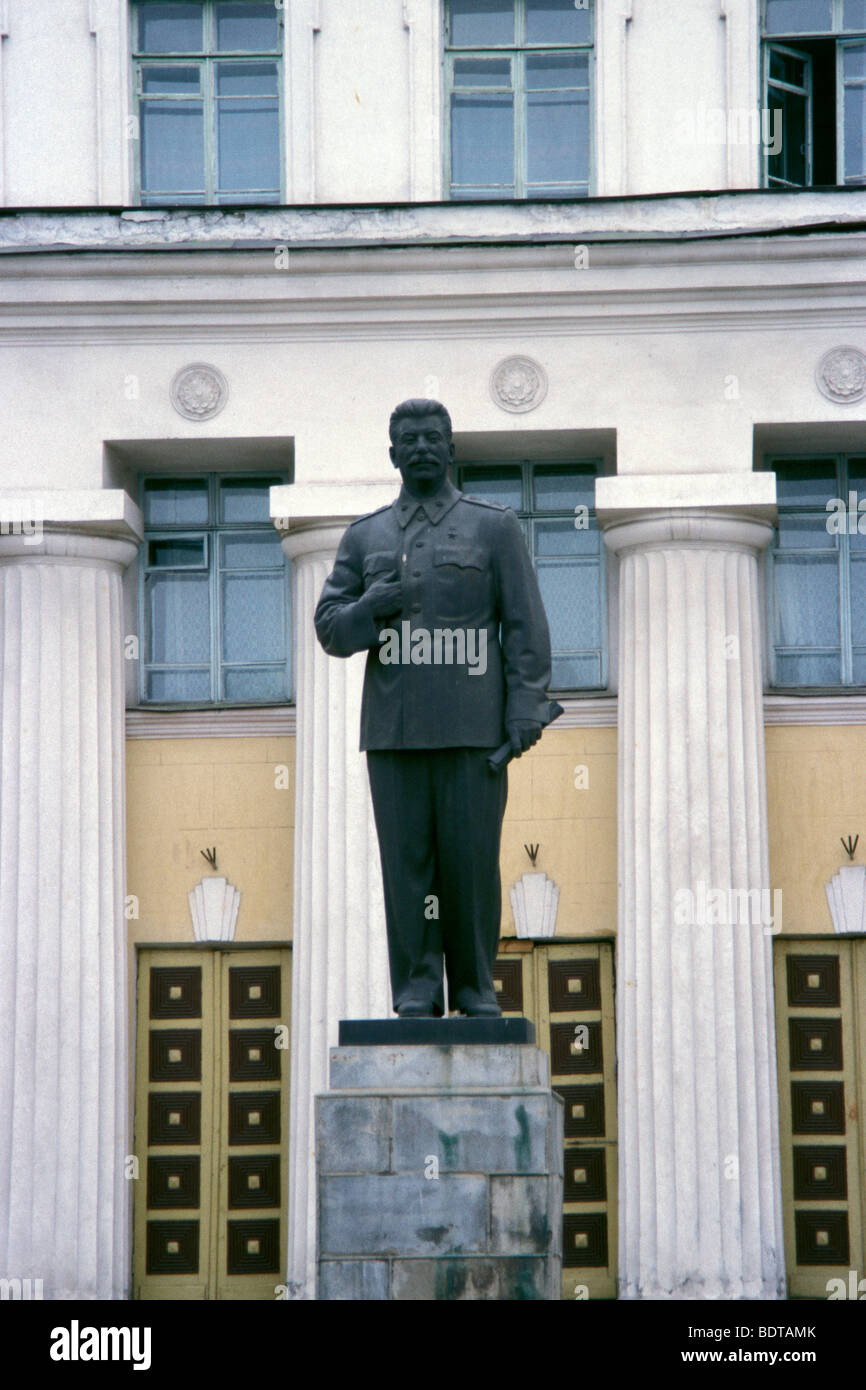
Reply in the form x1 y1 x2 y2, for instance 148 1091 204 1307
314 476 552 750
314 475 553 1015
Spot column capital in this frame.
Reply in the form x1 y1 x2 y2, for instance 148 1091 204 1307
270 482 398 561
595 472 777 556
0 488 142 568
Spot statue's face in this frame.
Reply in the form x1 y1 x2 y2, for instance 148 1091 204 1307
389 412 455 495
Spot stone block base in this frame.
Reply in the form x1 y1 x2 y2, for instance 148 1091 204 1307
316 1040 563 1300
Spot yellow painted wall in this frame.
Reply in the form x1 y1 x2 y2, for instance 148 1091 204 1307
767 724 866 935
126 736 295 948
501 726 617 937
125 725 617 949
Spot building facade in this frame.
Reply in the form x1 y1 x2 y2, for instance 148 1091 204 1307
1 0 865 1301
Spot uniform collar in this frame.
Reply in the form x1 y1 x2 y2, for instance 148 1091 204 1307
393 475 462 528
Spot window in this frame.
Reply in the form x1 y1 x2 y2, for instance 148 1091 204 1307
140 475 291 704
766 456 866 687
762 0 866 185
132 1 283 205
445 0 594 199
456 460 606 690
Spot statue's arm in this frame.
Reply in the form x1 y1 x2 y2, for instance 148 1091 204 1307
495 508 553 726
314 527 382 657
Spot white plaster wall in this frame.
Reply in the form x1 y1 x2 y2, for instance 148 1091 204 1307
314 0 414 202
1 219 866 494
0 0 769 207
2 0 101 205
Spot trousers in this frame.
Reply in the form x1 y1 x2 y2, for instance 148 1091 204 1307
366 747 509 1015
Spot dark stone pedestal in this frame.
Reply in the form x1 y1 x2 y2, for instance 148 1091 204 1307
316 1036 563 1300
338 1016 535 1046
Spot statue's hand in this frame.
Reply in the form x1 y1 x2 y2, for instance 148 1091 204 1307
507 720 543 757
364 572 403 621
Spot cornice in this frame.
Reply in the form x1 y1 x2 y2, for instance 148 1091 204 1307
3 190 866 254
3 227 866 345
126 705 296 738
123 693 866 739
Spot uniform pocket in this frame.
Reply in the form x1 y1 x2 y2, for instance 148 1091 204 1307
432 544 486 571
431 544 488 621
362 550 397 584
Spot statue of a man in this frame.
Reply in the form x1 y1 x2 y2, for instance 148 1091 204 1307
314 400 556 1018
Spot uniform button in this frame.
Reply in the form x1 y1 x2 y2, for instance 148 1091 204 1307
416 541 424 547
410 603 421 613
413 571 421 577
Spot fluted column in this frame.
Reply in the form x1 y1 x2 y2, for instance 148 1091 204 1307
598 476 786 1300
275 493 392 1300
0 501 141 1299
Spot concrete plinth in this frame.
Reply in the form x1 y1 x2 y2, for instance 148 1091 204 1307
316 1042 563 1300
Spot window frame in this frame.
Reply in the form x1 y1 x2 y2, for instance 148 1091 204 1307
443 0 595 200
765 42 814 186
761 0 866 186
131 0 285 206
455 457 608 693
138 472 292 708
765 452 866 691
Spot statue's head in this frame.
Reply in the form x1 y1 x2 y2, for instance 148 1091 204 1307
388 399 455 496
388 398 453 445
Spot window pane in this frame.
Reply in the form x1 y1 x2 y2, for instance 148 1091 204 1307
774 554 839 647
538 560 600 648
764 0 833 34
215 2 280 51
220 477 279 521
449 0 514 47
138 3 203 52
148 537 207 567
148 572 211 663
775 515 836 548
769 48 809 87
775 461 837 505
459 467 522 510
141 100 205 192
534 466 595 510
527 90 589 185
848 461 866 543
217 99 279 191
552 652 601 687
851 558 866 642
526 0 592 45
451 92 514 188
526 52 588 88
220 532 284 568
844 63 866 179
844 0 866 29
223 666 287 700
141 65 201 95
843 42 866 78
453 57 512 87
222 573 285 662
535 519 598 556
144 479 209 525
216 60 278 96
147 669 212 700
774 652 841 683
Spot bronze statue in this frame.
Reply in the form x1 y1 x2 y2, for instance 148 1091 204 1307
315 400 558 1017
